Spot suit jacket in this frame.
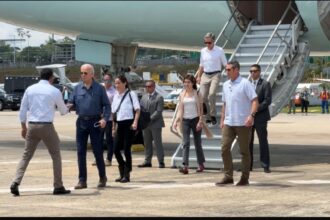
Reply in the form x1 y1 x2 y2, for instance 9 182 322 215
255 78 272 124
140 91 165 128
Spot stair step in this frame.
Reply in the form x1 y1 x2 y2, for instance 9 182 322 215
240 43 286 47
250 24 291 30
234 53 279 57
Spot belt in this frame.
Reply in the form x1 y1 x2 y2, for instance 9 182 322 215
29 121 52 124
79 115 101 120
204 70 221 75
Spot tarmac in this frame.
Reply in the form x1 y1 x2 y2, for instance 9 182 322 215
0 110 330 217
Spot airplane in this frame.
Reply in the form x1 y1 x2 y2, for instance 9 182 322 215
0 1 329 169
0 1 329 69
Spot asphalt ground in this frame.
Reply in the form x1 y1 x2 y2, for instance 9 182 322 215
0 110 329 217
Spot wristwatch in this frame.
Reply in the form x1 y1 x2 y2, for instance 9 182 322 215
251 112 256 118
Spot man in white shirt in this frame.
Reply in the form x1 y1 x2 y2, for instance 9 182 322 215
216 61 258 186
196 32 227 127
10 68 71 196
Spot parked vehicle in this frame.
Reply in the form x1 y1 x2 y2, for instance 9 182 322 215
0 88 21 111
164 89 182 110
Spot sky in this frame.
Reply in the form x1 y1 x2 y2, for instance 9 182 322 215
0 21 67 48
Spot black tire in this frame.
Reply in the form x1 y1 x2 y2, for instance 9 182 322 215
11 107 19 111
0 100 4 111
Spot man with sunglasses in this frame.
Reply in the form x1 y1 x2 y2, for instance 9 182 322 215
195 32 227 127
92 72 116 167
216 61 258 186
138 80 165 168
249 64 272 173
67 64 111 189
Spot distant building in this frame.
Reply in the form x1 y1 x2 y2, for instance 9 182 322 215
52 43 75 63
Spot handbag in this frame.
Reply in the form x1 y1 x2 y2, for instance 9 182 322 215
128 92 151 130
113 90 130 123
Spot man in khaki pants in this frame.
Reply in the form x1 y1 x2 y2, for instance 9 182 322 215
10 68 71 196
216 61 258 186
196 32 227 127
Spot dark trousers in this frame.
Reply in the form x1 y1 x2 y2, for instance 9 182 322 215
301 99 308 113
249 122 270 169
114 119 134 171
181 117 205 166
101 121 114 161
76 117 106 182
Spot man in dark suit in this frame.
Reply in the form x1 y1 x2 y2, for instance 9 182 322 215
249 64 272 173
138 80 166 168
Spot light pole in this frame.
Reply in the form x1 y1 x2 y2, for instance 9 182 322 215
26 31 31 63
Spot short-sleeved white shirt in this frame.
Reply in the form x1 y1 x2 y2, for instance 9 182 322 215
199 46 227 72
111 90 140 121
222 76 257 126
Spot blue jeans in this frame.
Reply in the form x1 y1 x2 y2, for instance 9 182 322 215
76 117 106 182
101 121 114 161
321 100 329 113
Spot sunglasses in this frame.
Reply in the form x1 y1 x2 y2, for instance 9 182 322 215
81 72 89 75
103 79 112 83
249 70 259 73
225 68 233 71
204 41 213 44
145 85 153 88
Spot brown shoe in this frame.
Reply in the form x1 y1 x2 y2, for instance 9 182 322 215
236 177 249 186
74 182 87 189
97 177 107 188
179 167 189 174
215 177 234 186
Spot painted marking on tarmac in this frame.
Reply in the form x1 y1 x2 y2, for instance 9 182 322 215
288 180 330 184
0 160 73 165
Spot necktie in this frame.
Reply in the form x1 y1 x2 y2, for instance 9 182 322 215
253 81 257 89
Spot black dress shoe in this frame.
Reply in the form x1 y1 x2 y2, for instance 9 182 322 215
215 177 234 186
10 182 19 196
264 168 271 173
159 162 165 168
138 162 152 168
53 186 71 195
97 177 107 188
74 182 87 190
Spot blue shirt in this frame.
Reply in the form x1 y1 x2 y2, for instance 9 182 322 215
69 80 111 121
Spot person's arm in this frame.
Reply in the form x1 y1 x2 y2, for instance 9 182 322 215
150 95 164 121
257 81 272 112
245 98 259 127
220 102 226 129
54 90 69 115
99 86 111 128
19 90 29 139
195 66 204 84
131 92 140 130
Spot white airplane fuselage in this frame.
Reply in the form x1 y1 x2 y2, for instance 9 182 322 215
0 1 329 65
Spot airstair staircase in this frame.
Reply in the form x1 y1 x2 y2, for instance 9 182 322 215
170 2 310 169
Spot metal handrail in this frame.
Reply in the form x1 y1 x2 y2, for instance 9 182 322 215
263 14 301 79
215 5 239 46
255 1 295 66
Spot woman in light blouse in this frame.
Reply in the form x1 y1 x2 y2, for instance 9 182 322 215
112 75 140 182
173 74 206 174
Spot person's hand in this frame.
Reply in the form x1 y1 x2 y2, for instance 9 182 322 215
131 121 138 130
244 115 254 127
66 103 73 112
173 122 178 131
99 119 106 128
196 121 202 131
21 128 27 139
220 121 224 129
196 76 201 84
